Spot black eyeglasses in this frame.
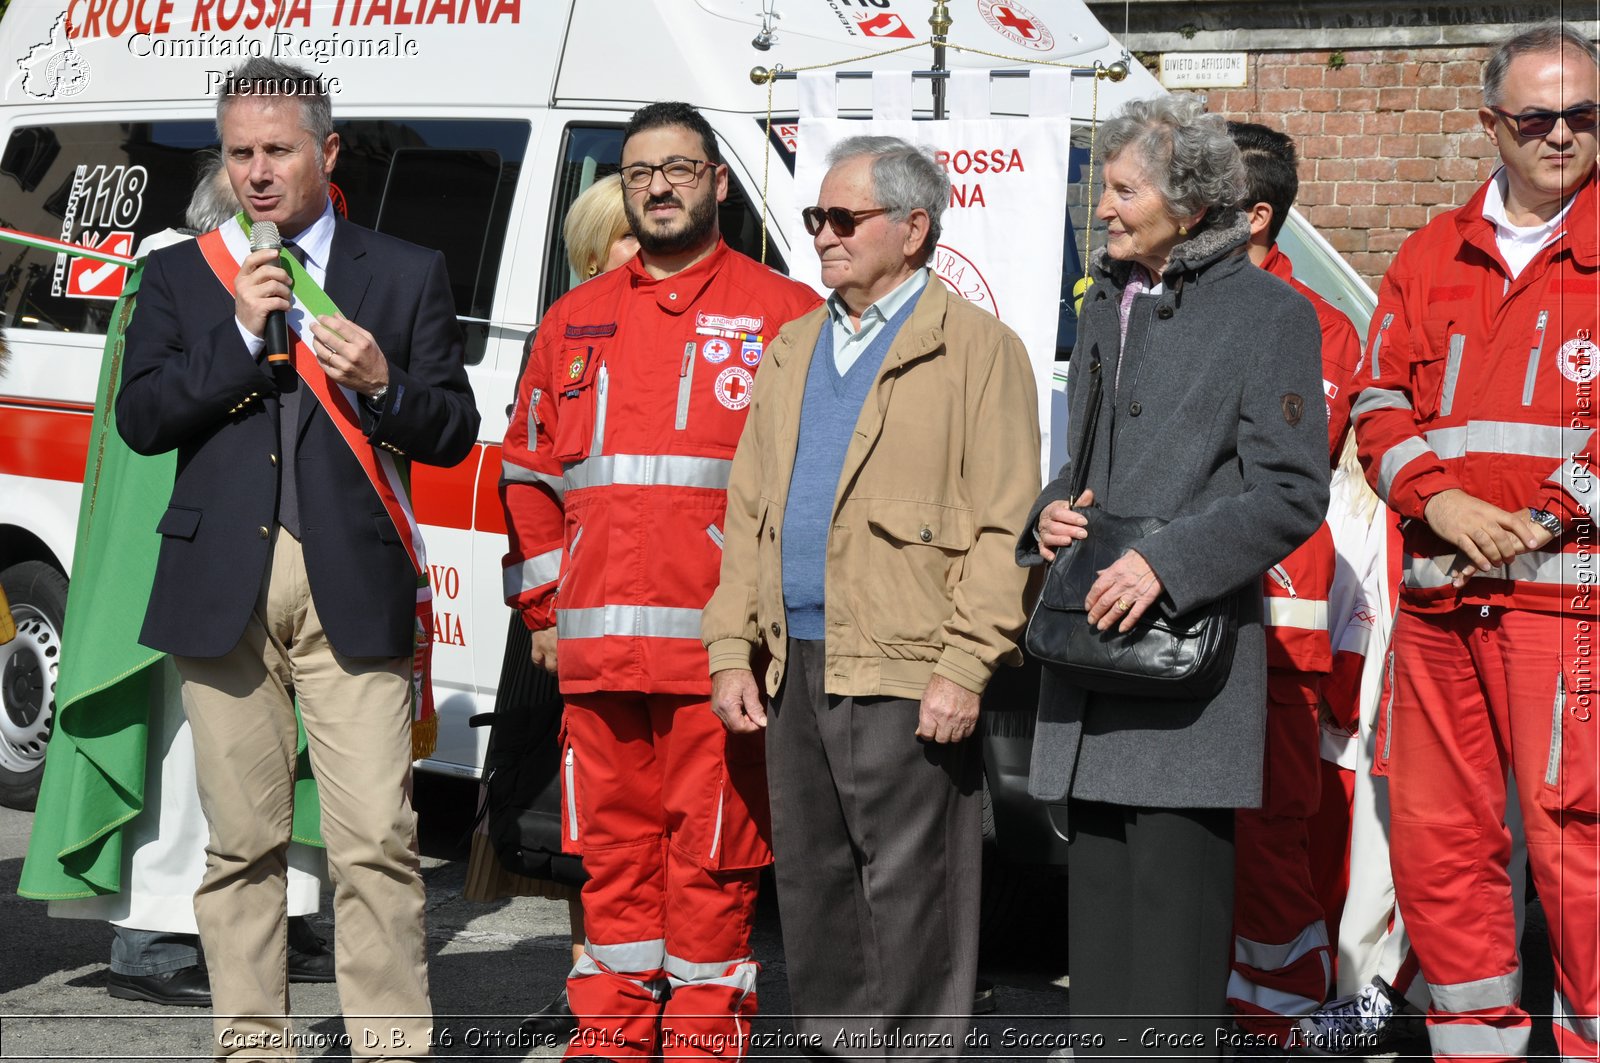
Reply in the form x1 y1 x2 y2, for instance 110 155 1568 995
620 159 709 190
801 205 890 237
1490 104 1600 138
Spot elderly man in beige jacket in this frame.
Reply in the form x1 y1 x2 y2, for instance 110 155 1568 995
702 135 1040 1056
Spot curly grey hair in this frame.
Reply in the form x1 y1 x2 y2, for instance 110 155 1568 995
1484 22 1600 107
185 152 238 232
1099 95 1245 222
825 135 950 266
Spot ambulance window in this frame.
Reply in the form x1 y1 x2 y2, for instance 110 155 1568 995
542 124 788 313
0 120 215 336
333 118 529 366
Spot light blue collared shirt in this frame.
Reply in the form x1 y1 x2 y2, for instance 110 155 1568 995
825 267 929 375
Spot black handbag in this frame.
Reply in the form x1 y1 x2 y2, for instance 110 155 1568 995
1024 353 1237 700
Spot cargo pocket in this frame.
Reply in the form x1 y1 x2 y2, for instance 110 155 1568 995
705 729 773 870
1539 669 1599 814
156 505 202 541
863 499 974 645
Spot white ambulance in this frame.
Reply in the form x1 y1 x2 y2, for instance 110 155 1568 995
0 0 1374 831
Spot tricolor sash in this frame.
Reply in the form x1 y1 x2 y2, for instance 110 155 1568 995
196 213 436 759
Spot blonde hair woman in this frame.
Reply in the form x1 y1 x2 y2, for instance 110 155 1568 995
563 173 637 281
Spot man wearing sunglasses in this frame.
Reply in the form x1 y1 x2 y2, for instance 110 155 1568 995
704 136 1040 1053
1351 22 1600 1062
500 101 819 1061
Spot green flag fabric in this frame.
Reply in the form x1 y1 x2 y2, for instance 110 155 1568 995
19 251 323 903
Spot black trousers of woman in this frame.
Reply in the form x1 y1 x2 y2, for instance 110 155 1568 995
1066 799 1236 1060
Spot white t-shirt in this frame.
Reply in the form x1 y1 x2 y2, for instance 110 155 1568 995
1482 169 1577 279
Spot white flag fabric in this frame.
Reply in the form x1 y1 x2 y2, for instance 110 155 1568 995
793 69 1074 478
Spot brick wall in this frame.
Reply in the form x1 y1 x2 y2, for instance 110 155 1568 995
1176 46 1498 292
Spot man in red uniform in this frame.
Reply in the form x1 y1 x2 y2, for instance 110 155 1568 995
1224 121 1365 1043
499 102 820 1062
1351 23 1600 1062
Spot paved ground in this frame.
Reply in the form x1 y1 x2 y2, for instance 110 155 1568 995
0 773 1558 1061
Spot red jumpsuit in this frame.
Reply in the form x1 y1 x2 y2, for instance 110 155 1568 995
1229 246 1364 1039
501 241 820 1061
1354 168 1600 1063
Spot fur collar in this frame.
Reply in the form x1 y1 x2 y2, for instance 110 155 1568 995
1092 209 1252 285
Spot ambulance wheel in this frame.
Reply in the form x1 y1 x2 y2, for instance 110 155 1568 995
0 562 66 811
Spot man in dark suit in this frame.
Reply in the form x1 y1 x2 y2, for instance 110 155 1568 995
116 56 477 1059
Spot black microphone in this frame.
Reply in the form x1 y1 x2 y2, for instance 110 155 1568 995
251 220 290 366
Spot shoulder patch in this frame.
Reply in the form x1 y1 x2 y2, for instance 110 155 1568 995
1282 393 1305 427
565 323 617 339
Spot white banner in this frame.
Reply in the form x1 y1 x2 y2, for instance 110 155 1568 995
793 69 1074 478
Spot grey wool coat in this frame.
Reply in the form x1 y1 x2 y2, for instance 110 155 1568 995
1017 213 1330 809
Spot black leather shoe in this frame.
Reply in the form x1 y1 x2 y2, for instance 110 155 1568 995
287 917 336 983
973 976 997 1015
107 966 212 1007
520 987 577 1036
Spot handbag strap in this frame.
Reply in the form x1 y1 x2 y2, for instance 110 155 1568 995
1070 353 1104 502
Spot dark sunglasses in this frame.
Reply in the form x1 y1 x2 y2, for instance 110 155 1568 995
1490 103 1600 138
801 205 889 237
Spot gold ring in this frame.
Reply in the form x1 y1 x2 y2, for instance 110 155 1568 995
1116 598 1133 611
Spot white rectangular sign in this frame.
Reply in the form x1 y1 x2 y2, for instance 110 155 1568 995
794 72 1073 477
1159 52 1249 89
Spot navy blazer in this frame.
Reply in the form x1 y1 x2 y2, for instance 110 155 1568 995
116 218 480 659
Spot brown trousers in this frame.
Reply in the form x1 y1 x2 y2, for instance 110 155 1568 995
176 532 432 1060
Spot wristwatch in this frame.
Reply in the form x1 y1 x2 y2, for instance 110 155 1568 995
365 383 389 411
1529 508 1563 536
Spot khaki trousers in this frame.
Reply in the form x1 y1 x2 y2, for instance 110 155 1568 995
175 532 432 1061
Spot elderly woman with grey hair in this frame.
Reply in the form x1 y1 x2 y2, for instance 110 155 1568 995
1016 94 1328 1055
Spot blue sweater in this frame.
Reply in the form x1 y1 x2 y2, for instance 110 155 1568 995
781 295 920 639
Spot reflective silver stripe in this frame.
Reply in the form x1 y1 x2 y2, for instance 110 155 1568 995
1225 970 1322 1017
1382 650 1396 762
564 747 578 841
708 776 725 860
1371 312 1394 379
706 522 725 548
1424 421 1591 461
1441 333 1465 417
676 342 695 431
1547 673 1565 787
590 364 609 457
1352 386 1413 420
558 604 704 640
1554 988 1600 1044
503 548 563 599
1405 548 1596 590
1377 436 1437 500
664 957 759 999
586 938 668 974
664 952 753 983
1233 922 1329 972
1426 1021 1531 1058
1524 311 1549 406
501 459 566 498
1556 455 1599 521
563 453 733 493
1429 968 1522 1013
1265 597 1329 632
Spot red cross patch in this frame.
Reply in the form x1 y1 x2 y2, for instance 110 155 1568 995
715 366 754 411
567 353 587 380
